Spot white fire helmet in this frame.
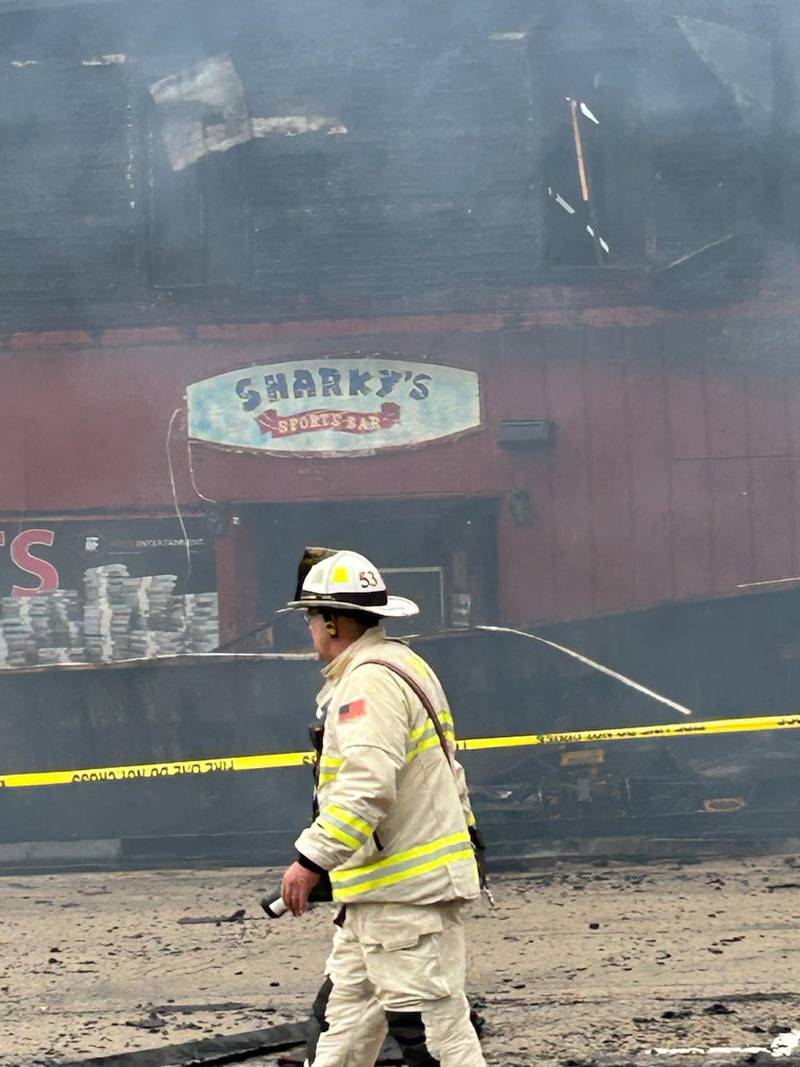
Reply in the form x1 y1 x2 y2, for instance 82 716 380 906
285 549 419 619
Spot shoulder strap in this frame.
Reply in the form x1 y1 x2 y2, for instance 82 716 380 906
358 658 455 774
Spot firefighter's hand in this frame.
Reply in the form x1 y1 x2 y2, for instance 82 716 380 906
281 861 321 916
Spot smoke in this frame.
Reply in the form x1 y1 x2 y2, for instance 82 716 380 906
2 0 800 868
0 0 791 327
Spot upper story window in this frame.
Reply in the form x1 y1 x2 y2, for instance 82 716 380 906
146 25 540 301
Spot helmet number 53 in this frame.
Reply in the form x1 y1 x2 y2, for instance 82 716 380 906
359 570 379 589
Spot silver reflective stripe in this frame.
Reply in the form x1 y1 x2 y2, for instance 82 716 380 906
331 833 471 891
406 722 455 761
318 810 370 847
408 710 454 743
319 758 341 784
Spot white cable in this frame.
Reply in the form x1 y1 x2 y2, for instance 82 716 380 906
186 437 218 504
737 575 800 589
475 625 695 717
166 407 192 581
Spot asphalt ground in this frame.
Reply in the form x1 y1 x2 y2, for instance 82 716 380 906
2 855 800 1066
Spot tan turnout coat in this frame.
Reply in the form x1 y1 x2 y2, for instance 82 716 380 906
295 627 480 905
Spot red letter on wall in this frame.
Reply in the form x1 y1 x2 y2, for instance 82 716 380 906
11 529 59 597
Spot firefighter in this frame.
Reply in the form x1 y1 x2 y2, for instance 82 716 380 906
280 549 487 1067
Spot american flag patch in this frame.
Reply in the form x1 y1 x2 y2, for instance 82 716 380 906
338 699 366 723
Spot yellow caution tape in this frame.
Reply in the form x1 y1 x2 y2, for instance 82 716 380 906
0 751 314 790
452 712 800 752
2 712 800 790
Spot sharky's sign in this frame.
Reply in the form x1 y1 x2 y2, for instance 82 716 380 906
187 357 482 455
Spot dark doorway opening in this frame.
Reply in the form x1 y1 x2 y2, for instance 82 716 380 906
255 496 498 645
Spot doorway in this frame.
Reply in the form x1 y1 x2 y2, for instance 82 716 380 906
256 496 498 641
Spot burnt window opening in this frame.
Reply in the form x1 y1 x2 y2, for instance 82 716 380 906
536 0 645 268
146 90 251 289
542 87 611 267
537 0 776 283
145 29 540 304
541 57 650 269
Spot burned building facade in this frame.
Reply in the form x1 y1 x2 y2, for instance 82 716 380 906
2 0 800 721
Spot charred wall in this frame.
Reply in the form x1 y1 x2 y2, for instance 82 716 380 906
0 0 794 330
0 0 542 330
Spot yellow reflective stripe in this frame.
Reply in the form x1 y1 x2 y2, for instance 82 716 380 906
406 722 455 763
331 831 470 883
324 804 373 838
409 711 454 742
406 734 447 763
466 810 477 828
317 755 343 786
334 849 476 899
408 721 455 748
317 818 364 851
406 651 431 681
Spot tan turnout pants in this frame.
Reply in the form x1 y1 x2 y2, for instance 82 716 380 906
310 900 486 1067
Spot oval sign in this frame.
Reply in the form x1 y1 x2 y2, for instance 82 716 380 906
187 357 482 455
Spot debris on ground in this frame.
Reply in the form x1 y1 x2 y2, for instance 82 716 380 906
2 858 799 1066
125 1012 168 1031
58 1021 309 1066
177 907 255 926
